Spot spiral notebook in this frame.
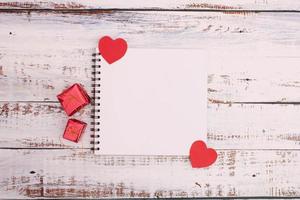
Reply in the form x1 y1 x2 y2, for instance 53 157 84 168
91 48 208 155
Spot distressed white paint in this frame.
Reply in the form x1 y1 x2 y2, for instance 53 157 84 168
0 2 300 198
0 149 300 198
0 12 299 101
2 102 300 149
0 103 92 148
0 0 300 10
208 103 300 149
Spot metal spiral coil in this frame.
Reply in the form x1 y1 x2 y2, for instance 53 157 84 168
90 52 101 152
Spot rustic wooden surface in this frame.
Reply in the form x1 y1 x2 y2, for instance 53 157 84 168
0 0 300 198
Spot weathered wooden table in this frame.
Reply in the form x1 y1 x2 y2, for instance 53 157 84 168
1 0 300 198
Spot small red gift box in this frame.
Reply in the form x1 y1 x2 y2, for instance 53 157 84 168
63 119 87 143
57 83 90 116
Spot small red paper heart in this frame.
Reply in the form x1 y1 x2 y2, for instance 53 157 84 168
98 36 127 64
189 140 217 168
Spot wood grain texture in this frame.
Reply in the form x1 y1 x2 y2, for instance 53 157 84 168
208 103 300 149
1 149 300 198
0 12 300 102
1 11 300 150
0 1 300 198
0 102 92 148
0 0 300 11
2 102 300 149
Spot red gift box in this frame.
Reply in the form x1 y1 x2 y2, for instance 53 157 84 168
63 119 87 143
57 83 90 116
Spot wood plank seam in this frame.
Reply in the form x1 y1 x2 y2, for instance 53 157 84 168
0 8 300 13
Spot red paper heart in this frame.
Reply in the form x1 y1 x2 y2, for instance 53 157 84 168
189 140 217 168
98 36 127 64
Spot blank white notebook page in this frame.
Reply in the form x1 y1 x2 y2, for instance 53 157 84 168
97 49 207 155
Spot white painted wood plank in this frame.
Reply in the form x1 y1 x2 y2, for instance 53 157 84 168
0 0 299 11
2 102 300 149
208 49 300 103
0 12 300 102
0 149 299 198
208 103 300 149
0 102 92 148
